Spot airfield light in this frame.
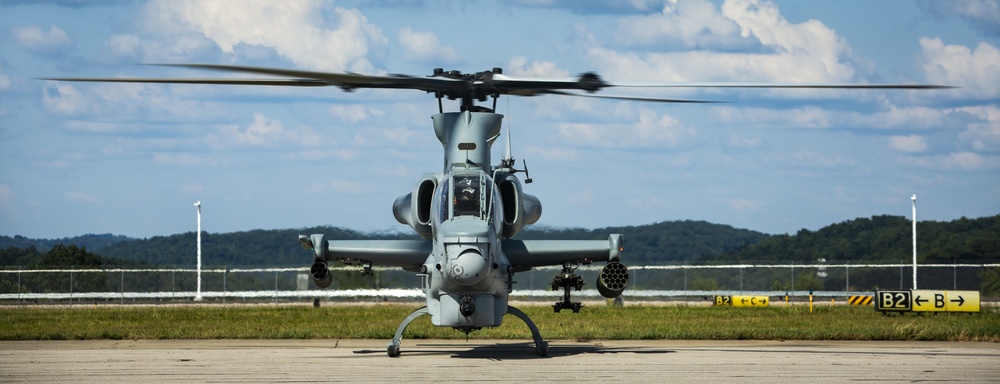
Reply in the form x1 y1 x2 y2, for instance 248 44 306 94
911 195 917 290
194 201 203 301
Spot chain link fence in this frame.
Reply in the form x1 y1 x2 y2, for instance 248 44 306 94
2 262 997 304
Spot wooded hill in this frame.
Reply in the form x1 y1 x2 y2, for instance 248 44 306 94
703 214 1000 263
2 221 765 267
2 214 997 268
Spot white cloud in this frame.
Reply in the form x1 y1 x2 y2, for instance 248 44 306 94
905 151 1000 171
954 105 1000 151
712 106 834 129
397 27 461 65
614 0 750 50
329 104 384 123
143 0 388 72
42 83 86 115
919 0 1000 37
554 107 695 148
727 134 763 149
590 0 863 84
12 25 72 55
919 38 1000 99
789 150 854 169
209 113 322 149
887 135 928 153
103 34 142 60
507 57 570 77
153 152 224 168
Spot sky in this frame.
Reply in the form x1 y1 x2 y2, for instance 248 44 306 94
1 0 998 239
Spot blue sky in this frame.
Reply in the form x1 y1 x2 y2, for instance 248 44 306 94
1 0 998 239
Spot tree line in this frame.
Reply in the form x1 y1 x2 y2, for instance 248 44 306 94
2 215 997 295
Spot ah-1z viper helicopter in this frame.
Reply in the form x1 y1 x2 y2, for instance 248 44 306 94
49 64 947 357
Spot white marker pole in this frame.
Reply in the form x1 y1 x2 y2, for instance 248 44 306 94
911 194 917 290
194 201 203 301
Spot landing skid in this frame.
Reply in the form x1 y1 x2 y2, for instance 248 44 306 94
386 305 548 357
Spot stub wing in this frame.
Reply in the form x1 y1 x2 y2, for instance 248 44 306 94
303 234 431 272
502 234 623 271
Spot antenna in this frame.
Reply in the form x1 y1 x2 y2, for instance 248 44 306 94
500 98 532 183
501 98 514 169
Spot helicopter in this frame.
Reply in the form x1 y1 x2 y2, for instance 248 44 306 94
47 64 949 357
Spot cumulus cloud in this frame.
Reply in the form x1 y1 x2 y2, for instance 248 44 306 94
42 83 86 115
955 105 1000 151
507 57 570 77
555 107 695 148
887 135 928 153
102 34 142 60
153 152 224 168
210 113 321 149
12 25 73 55
905 151 1000 171
329 104 384 123
142 0 388 72
919 0 1000 37
614 0 751 50
589 0 865 85
396 27 461 65
919 37 1000 100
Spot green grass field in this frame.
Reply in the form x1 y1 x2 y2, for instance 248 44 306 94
3 303 998 341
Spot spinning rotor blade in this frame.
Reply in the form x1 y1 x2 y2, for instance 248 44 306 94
538 89 722 103
151 63 465 92
606 81 955 90
45 63 953 105
42 77 332 87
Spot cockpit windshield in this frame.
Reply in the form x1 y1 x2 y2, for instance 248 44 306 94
438 172 496 222
453 175 481 217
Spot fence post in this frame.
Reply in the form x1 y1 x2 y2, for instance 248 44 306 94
899 260 903 289
790 266 795 301
739 266 743 292
845 262 850 292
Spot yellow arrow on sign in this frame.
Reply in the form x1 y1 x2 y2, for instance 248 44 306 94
731 295 769 307
911 290 947 312
944 290 980 313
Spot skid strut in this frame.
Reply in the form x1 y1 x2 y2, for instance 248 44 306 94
387 306 428 357
385 305 548 357
507 306 548 357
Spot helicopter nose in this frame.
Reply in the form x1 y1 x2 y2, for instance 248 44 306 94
446 246 488 286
